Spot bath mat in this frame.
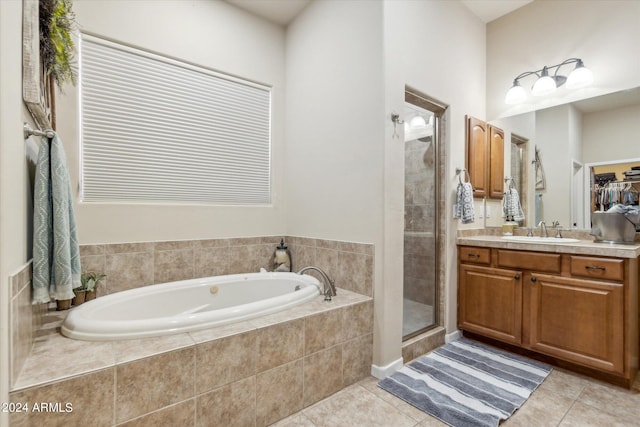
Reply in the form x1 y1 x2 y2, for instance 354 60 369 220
378 338 551 427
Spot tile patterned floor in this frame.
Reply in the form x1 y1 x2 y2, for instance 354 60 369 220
273 367 640 426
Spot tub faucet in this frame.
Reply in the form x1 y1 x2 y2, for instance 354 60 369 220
297 266 336 301
538 221 548 238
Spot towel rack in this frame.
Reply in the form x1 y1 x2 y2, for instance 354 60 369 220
504 177 516 190
456 167 471 185
24 123 55 139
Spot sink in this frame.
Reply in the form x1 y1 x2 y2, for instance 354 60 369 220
501 236 581 244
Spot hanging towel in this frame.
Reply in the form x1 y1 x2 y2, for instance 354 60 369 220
534 147 546 190
502 188 525 222
454 182 475 224
32 134 81 303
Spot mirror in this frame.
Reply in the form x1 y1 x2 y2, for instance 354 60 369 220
491 86 640 230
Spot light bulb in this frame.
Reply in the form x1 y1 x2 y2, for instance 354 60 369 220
531 68 556 96
566 61 593 89
505 81 527 104
410 115 426 129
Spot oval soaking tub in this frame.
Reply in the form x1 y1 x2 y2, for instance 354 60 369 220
61 271 321 341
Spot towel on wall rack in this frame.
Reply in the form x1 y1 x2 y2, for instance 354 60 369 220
503 187 525 222
32 133 81 303
454 181 475 224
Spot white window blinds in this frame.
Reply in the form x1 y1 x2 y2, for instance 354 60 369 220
79 34 271 204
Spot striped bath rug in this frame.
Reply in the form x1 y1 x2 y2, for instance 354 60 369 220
378 338 552 427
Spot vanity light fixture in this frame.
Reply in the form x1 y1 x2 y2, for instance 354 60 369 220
505 58 593 104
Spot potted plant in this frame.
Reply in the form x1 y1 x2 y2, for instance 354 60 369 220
81 271 106 302
72 286 86 306
56 298 72 311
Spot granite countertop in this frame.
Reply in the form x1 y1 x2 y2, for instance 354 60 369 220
457 233 640 258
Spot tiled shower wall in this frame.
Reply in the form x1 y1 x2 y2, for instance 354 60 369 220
403 135 436 306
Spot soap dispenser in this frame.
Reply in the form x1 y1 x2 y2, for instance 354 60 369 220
273 239 292 272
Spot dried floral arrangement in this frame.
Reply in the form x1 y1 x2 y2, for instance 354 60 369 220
39 0 76 89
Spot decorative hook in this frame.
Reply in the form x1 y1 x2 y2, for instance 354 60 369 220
391 112 404 139
456 167 471 186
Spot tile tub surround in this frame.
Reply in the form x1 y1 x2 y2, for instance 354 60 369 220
9 262 47 389
9 289 373 426
79 235 374 297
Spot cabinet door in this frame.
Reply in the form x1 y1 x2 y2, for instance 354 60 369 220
527 273 624 374
488 125 504 199
458 264 522 345
466 116 488 198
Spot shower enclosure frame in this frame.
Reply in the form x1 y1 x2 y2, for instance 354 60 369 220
402 87 446 341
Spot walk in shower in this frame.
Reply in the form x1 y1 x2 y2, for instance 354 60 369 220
402 91 442 339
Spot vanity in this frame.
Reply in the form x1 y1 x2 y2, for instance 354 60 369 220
457 234 640 388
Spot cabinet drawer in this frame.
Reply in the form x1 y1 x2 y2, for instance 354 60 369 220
570 256 624 282
497 250 561 273
459 247 491 265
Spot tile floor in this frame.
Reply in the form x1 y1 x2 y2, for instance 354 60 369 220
273 363 640 426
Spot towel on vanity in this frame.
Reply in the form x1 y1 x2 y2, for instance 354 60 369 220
32 134 81 303
502 187 525 222
454 182 475 224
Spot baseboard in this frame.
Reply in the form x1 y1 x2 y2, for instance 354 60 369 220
445 329 462 343
370 357 404 379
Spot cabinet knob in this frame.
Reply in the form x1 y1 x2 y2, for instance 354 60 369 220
514 274 520 280
468 253 480 258
585 265 606 271
530 277 537 283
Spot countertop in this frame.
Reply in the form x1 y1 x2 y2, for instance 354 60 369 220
457 234 640 258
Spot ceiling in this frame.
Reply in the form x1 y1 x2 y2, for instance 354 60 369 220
224 0 533 27
572 87 640 114
224 0 311 26
460 0 534 23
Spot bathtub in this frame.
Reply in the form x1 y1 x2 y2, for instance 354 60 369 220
61 271 321 341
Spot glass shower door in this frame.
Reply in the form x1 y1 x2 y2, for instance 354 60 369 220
403 99 438 339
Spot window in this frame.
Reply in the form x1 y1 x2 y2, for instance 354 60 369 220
79 34 271 204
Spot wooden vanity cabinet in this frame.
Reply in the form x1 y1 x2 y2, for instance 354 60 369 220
527 273 624 373
458 245 639 386
459 264 522 345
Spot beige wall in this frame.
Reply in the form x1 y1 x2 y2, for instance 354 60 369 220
583 103 640 164
0 0 33 423
57 0 288 244
487 0 640 120
383 0 487 364
284 0 386 364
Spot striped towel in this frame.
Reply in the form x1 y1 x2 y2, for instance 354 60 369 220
379 338 551 427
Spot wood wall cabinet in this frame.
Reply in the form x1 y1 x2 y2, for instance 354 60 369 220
465 116 504 199
458 245 639 387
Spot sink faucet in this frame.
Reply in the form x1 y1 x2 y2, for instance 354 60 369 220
297 266 337 301
552 220 563 238
538 221 548 238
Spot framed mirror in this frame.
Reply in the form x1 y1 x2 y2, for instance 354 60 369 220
492 86 640 231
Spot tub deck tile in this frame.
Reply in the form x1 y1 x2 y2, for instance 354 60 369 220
13 332 115 391
112 332 195 364
12 289 372 393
